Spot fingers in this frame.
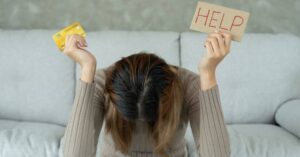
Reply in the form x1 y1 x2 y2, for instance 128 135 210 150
205 30 232 56
209 31 226 55
204 41 214 57
218 30 232 54
65 34 87 49
206 36 220 56
77 36 87 47
222 32 232 52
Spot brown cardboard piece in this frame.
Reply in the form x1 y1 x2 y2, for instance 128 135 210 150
190 1 250 41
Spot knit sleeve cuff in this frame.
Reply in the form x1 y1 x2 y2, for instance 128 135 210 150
78 78 96 87
199 84 221 116
73 78 97 108
200 84 219 96
77 78 96 90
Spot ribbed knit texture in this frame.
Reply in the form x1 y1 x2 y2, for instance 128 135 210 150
61 65 231 157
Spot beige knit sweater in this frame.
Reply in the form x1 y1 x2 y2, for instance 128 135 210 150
60 65 231 157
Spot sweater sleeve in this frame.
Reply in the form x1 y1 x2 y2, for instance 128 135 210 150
188 79 231 157
61 70 106 157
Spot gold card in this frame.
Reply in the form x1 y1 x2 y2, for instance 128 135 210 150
52 22 86 51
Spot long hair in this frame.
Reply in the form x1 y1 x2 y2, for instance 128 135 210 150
103 51 184 157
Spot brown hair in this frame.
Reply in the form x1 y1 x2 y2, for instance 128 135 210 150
103 51 184 157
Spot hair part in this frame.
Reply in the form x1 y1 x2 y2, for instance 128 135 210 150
103 51 184 157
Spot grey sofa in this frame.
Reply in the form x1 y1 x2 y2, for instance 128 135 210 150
0 30 299 157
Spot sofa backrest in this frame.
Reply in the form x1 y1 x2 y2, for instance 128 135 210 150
0 30 181 126
2 30 300 126
180 32 300 124
0 30 75 126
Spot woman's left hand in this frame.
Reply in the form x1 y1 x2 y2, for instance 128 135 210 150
198 30 232 90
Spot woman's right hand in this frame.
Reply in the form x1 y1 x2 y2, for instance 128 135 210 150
62 34 97 83
62 34 97 68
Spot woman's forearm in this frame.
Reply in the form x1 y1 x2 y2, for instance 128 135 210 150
80 64 96 83
199 70 217 90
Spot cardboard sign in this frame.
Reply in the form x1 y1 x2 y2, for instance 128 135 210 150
190 1 250 41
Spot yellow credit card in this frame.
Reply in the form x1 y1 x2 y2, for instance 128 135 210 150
52 22 86 51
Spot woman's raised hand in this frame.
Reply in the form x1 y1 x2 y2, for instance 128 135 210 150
62 34 97 68
62 34 97 83
198 30 232 73
198 30 232 90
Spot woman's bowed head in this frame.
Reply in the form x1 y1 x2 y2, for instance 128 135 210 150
61 30 232 157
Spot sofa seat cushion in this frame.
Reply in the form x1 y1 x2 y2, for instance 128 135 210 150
0 119 65 157
185 124 300 157
228 124 300 157
275 99 300 138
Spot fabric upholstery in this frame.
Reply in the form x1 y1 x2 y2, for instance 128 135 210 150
227 124 300 157
0 30 75 125
275 99 300 138
180 32 300 124
0 119 64 157
185 124 300 157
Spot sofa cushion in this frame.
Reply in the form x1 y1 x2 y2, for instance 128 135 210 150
75 30 180 81
227 124 300 157
185 124 300 157
275 99 300 138
180 32 300 124
0 30 75 125
0 119 65 157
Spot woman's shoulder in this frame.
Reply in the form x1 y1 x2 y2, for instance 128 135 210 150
95 64 115 81
177 66 200 87
178 66 201 109
93 64 116 97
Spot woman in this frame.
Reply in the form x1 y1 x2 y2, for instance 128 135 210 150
60 30 232 157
